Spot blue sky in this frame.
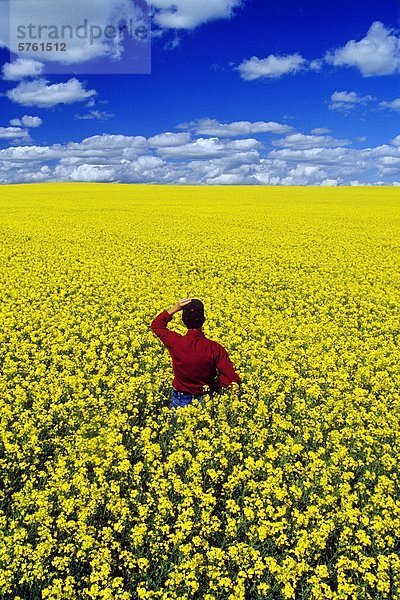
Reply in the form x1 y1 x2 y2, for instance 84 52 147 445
0 0 399 185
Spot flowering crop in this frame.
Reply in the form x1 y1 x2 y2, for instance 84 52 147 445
0 183 399 599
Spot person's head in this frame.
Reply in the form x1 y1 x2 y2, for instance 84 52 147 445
182 299 205 329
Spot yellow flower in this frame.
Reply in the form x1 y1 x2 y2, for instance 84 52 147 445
1 183 399 600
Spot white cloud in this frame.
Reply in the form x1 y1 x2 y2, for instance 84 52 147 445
6 78 97 107
0 0 243 61
309 59 323 72
331 91 373 103
2 128 400 186
181 118 292 137
147 132 192 147
273 133 351 150
0 135 147 166
237 53 308 80
329 90 375 111
311 128 330 135
236 21 400 83
227 139 263 151
0 127 30 140
10 115 43 128
325 21 400 77
278 164 340 186
4 0 147 66
205 173 249 185
156 137 262 159
53 154 169 184
2 59 44 81
74 110 115 120
0 0 242 71
121 155 168 181
65 134 147 160
380 98 400 111
151 0 243 30
59 164 116 182
22 115 43 127
321 179 340 186
391 135 400 147
268 146 368 170
0 144 65 162
130 155 166 170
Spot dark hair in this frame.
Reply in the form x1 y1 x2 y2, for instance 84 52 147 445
182 299 205 329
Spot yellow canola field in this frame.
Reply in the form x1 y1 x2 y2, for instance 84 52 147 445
0 183 400 600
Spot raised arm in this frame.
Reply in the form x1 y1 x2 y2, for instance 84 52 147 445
150 298 191 349
166 298 192 316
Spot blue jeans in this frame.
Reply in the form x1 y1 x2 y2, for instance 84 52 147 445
169 388 205 409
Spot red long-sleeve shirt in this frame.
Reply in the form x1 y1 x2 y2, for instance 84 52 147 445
151 310 241 395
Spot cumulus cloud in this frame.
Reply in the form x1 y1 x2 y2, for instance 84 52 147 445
151 0 243 30
309 59 323 72
380 98 400 111
205 173 248 185
1 129 400 186
180 118 292 137
0 0 243 63
65 134 147 160
321 179 340 186
279 164 340 186
237 53 308 80
147 132 192 147
273 133 351 150
74 110 115 120
391 135 400 147
129 155 166 170
235 21 400 83
0 144 65 162
311 128 331 135
0 127 30 141
4 0 148 67
268 146 368 170
53 155 168 184
325 21 400 77
60 164 115 182
6 78 97 107
278 147 351 163
156 137 262 159
329 91 375 111
2 59 44 81
10 115 43 128
120 156 168 181
0 0 242 74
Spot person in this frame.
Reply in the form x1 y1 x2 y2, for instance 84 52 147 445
151 298 241 409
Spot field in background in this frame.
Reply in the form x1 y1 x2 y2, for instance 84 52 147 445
0 184 399 599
